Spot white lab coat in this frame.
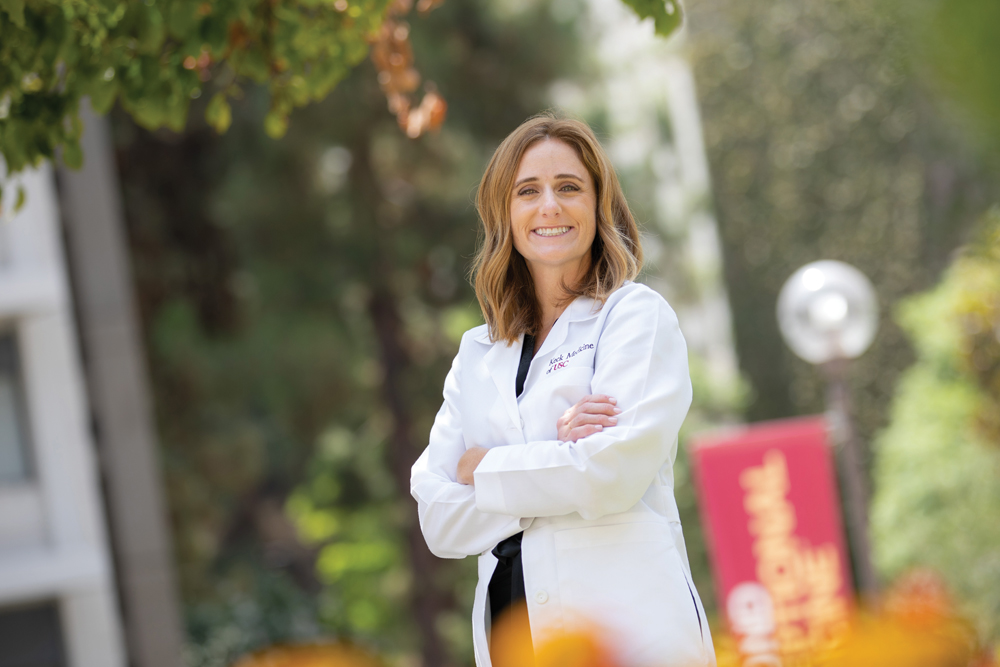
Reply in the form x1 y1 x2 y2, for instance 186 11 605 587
410 282 716 667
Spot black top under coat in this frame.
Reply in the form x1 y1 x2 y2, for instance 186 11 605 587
488 333 534 625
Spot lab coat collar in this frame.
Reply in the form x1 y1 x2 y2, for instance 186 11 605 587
531 295 601 362
475 296 602 429
471 295 601 345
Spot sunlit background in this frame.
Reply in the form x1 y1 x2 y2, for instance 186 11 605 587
0 0 997 665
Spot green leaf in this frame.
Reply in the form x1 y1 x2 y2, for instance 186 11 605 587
89 80 119 114
0 0 25 28
620 0 684 37
206 93 232 133
13 185 25 213
264 111 288 139
62 140 83 169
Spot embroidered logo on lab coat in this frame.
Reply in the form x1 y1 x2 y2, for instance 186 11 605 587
546 343 595 374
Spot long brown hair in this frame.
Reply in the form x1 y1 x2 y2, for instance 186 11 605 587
471 113 642 344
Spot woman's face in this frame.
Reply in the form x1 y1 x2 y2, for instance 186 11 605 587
509 138 597 281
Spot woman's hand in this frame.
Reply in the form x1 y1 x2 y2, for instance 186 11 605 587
557 394 622 442
457 446 489 485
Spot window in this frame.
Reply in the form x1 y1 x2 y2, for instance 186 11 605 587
0 602 67 667
0 331 32 483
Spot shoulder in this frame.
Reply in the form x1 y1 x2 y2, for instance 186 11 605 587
453 324 493 362
462 323 491 345
594 283 688 368
438 324 491 381
602 281 679 325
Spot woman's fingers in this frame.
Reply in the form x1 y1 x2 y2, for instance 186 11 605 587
569 395 621 418
579 401 622 416
558 395 623 441
579 394 616 406
572 412 617 427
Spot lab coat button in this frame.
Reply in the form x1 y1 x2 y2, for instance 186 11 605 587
520 418 525 429
534 590 549 604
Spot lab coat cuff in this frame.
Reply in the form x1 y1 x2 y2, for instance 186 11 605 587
473 448 509 514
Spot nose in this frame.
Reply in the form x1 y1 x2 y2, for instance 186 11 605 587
540 186 560 217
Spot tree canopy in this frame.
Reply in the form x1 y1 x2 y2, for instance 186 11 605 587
0 0 386 174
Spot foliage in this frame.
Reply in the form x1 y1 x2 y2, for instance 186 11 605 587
184 571 323 667
889 0 1000 159
685 0 997 448
368 0 447 138
956 221 1000 445
619 0 682 37
0 0 388 206
870 210 1000 645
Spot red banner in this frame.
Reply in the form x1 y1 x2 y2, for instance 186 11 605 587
691 416 852 666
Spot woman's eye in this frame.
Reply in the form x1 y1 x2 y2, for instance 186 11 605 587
560 184 580 192
518 188 538 196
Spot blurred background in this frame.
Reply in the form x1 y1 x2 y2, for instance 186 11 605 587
0 0 998 665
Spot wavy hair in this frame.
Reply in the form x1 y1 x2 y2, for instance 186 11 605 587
471 113 643 344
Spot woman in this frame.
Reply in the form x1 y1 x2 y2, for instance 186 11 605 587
410 114 715 667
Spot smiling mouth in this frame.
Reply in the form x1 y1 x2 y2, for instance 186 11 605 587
533 226 572 237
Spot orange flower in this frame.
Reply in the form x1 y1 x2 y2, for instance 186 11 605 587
813 614 976 667
229 641 383 667
490 603 621 667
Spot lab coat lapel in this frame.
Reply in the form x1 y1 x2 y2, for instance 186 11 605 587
481 333 525 431
533 296 601 363
476 296 601 430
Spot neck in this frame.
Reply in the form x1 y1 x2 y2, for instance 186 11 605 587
529 257 590 331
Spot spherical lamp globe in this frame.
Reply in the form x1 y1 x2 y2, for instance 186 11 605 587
777 260 879 365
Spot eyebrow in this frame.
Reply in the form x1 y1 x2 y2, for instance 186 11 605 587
513 173 585 188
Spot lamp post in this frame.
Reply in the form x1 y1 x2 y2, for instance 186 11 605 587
777 260 880 600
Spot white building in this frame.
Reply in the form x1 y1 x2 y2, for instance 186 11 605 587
0 106 182 667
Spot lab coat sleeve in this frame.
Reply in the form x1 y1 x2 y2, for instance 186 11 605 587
410 334 528 559
472 288 693 520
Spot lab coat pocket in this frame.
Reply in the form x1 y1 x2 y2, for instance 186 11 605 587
553 521 708 666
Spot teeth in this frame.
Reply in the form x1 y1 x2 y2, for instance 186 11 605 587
534 227 570 237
